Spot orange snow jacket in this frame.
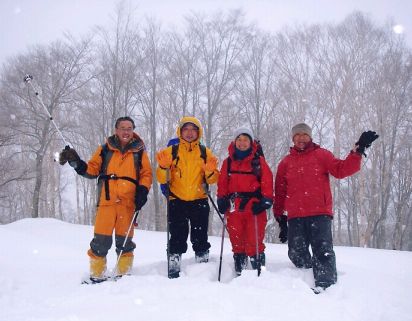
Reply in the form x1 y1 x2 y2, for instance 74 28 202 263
84 133 152 208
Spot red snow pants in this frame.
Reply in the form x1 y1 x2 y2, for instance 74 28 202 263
226 210 267 256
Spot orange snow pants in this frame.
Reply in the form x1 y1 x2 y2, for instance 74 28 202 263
88 202 136 258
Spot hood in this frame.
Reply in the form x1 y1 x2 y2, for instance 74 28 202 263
176 116 203 143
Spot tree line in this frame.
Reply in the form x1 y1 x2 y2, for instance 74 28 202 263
0 5 411 250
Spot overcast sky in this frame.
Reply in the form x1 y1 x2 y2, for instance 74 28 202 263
0 0 411 65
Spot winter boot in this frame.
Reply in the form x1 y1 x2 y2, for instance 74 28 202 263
233 253 248 276
312 282 334 294
195 250 209 263
250 252 265 270
168 253 181 279
116 254 134 276
89 255 107 281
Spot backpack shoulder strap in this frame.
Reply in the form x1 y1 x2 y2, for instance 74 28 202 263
226 157 232 176
171 144 179 167
100 143 113 175
226 154 262 181
171 144 179 160
97 143 113 205
199 144 207 163
133 149 143 184
251 153 262 180
199 144 209 193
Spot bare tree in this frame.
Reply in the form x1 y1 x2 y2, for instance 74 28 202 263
134 18 166 230
0 35 92 219
1 8 411 250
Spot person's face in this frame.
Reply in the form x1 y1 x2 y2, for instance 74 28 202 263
115 120 134 146
293 132 311 150
181 124 199 142
235 134 251 151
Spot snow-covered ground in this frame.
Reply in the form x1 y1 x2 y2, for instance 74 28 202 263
1 218 411 321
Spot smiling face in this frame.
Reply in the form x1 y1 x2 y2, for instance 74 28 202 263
293 132 311 150
115 120 134 147
180 123 199 143
235 134 252 151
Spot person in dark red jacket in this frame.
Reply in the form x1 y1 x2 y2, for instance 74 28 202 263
274 123 378 292
217 128 273 276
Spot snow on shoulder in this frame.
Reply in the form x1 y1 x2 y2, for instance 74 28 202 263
0 218 411 321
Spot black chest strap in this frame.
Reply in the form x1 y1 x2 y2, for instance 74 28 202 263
97 144 142 203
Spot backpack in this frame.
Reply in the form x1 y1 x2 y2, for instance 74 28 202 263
227 139 264 180
160 138 208 197
97 143 143 204
226 140 265 210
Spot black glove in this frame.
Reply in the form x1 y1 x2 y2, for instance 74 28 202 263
252 197 273 215
217 197 230 214
59 147 87 175
59 147 80 166
276 215 288 243
135 185 149 211
355 131 379 156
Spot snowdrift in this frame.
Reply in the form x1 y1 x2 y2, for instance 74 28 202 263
1 218 411 321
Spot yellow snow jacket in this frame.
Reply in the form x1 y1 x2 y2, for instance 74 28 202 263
156 116 219 201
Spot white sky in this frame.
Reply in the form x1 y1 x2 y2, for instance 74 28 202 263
0 0 411 65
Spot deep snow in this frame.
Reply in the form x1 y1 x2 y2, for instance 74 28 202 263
1 218 411 321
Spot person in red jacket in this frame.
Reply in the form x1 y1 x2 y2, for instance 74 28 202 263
274 123 378 292
217 128 273 276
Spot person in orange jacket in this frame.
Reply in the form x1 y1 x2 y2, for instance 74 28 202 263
59 116 152 283
156 116 219 278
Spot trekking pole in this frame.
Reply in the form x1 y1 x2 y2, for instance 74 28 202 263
23 74 70 148
206 192 229 233
166 169 171 278
112 210 139 277
254 214 261 277
218 211 226 282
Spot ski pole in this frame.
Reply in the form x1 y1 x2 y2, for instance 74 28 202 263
254 214 261 277
206 192 229 233
166 169 171 278
23 74 70 148
112 210 139 277
218 211 226 282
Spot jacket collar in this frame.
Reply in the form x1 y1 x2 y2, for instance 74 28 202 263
179 138 200 152
228 141 258 161
107 133 145 153
290 142 319 155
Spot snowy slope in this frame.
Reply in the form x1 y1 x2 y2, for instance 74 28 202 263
0 218 411 321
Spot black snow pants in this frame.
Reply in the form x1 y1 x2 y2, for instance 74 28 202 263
287 215 337 287
168 198 211 255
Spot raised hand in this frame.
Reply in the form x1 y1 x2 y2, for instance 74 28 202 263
59 147 80 166
156 150 173 169
356 131 379 156
203 156 218 173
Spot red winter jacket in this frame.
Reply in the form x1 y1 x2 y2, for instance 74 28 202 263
217 142 273 212
273 142 361 220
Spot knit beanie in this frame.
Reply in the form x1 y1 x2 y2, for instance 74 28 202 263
291 123 312 138
233 127 254 142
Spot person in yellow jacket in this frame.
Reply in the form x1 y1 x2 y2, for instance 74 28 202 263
156 116 219 278
59 116 152 283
